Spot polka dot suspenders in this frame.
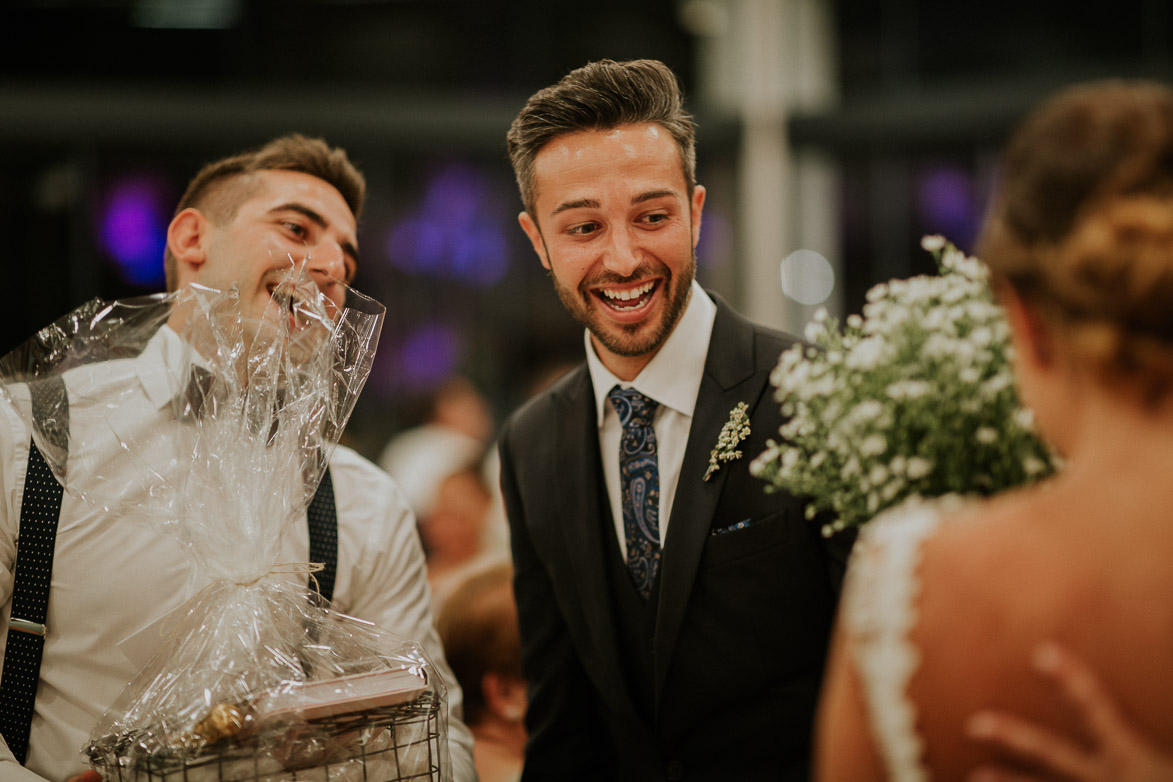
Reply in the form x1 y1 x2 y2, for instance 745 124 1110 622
0 377 339 765
0 379 67 765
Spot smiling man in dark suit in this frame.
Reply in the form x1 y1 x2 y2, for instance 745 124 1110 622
497 59 852 782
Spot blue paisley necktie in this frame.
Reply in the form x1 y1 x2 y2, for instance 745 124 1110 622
608 385 661 601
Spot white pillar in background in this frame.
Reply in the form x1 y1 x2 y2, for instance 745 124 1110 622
688 0 840 334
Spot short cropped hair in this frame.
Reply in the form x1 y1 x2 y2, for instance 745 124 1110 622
506 59 697 216
164 134 365 291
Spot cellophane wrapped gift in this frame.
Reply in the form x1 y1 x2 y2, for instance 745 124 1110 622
0 267 450 781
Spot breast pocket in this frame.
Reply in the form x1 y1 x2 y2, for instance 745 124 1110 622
701 505 834 669
703 509 791 568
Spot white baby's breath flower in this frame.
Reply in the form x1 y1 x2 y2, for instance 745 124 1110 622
906 457 934 480
983 373 1013 396
1013 407 1036 429
782 449 799 470
752 236 1057 533
852 400 885 423
886 380 931 399
959 367 981 384
860 434 887 457
881 478 906 502
921 235 946 252
1023 456 1048 476
847 337 885 369
868 464 889 486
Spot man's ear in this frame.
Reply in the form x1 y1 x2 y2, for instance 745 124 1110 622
481 671 527 723
166 208 209 282
690 184 706 249
518 211 551 271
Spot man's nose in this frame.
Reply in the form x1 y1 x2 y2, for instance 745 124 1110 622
305 244 347 285
601 227 642 277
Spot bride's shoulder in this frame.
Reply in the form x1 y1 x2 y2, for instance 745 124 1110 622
918 490 1052 582
850 493 980 568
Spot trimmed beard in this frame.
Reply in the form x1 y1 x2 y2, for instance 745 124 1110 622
551 251 696 359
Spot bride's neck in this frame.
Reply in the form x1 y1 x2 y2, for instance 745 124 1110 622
1051 384 1173 482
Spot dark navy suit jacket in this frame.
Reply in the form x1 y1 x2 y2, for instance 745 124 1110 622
498 296 852 782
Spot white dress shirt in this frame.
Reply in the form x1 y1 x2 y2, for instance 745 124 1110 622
586 280 716 560
0 326 475 781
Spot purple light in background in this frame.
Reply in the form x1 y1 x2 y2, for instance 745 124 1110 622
397 323 460 389
384 162 511 287
696 209 732 268
388 217 446 273
423 165 482 223
917 166 979 246
452 228 508 285
99 175 169 288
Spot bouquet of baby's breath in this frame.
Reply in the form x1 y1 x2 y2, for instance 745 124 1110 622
750 236 1058 536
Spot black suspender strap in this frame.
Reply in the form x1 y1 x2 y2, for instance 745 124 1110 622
306 466 338 604
0 379 68 765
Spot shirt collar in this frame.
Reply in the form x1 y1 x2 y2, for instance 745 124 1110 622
137 324 197 411
587 279 716 427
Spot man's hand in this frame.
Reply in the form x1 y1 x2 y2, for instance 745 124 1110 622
64 771 100 782
966 642 1173 781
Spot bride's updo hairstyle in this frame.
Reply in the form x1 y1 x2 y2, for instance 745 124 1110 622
978 80 1173 401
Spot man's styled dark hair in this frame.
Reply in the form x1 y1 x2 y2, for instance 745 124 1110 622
164 134 365 291
506 59 698 216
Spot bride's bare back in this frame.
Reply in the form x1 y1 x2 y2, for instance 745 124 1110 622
913 472 1173 779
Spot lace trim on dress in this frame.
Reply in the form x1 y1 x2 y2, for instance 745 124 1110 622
842 502 947 782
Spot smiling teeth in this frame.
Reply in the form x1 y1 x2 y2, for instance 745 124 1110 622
603 282 654 301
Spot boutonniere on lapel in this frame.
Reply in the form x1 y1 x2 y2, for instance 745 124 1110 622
703 402 751 481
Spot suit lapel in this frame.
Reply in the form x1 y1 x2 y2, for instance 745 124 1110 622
652 301 767 707
550 369 629 712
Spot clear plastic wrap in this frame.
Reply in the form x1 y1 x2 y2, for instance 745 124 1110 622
0 267 450 780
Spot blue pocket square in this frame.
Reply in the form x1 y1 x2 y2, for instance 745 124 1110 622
710 518 754 536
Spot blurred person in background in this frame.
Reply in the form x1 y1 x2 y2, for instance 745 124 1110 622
437 564 527 782
420 458 508 611
377 376 495 520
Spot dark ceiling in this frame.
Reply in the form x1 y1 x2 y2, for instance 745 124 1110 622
2 0 1170 153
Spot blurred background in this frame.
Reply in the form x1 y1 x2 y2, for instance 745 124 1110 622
3 0 1171 464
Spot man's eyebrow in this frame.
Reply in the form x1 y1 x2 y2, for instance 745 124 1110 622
551 198 600 216
550 189 678 217
273 202 359 265
274 202 328 228
633 189 677 204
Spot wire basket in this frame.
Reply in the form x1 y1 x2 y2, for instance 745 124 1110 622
88 691 444 782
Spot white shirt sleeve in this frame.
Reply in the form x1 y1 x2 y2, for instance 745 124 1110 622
0 743 50 782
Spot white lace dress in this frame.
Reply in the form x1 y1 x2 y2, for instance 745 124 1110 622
841 500 959 782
